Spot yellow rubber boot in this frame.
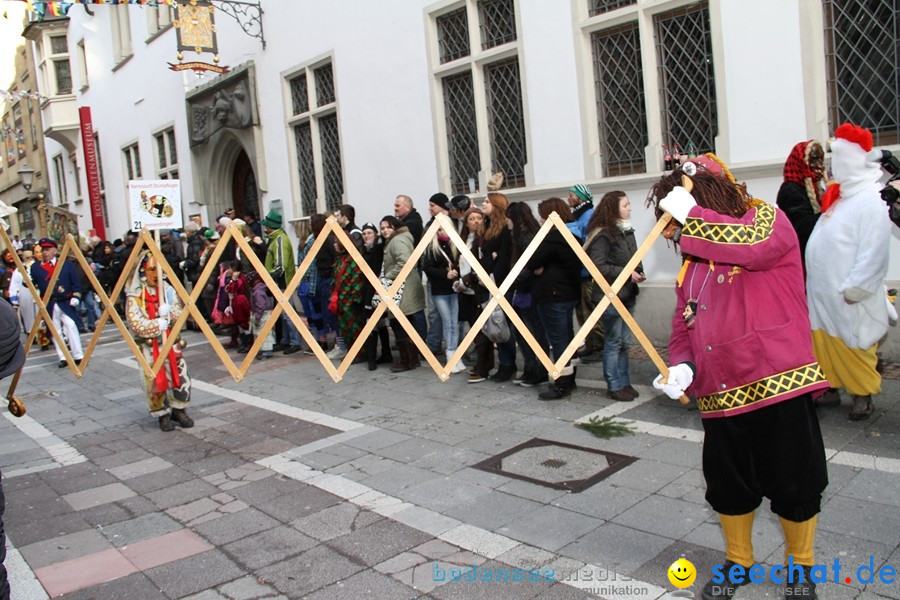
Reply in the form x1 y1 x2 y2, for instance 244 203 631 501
780 515 817 566
719 512 755 567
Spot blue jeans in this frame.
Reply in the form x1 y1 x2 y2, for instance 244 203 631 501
536 300 577 364
514 304 547 373
426 284 443 352
316 277 337 335
431 293 459 353
282 314 303 347
601 303 632 391
81 292 101 329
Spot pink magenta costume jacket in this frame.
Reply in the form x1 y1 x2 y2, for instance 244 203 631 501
668 201 829 418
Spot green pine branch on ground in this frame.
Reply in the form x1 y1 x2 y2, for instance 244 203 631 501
575 416 637 439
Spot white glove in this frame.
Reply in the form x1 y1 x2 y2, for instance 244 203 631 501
69 297 80 308
178 260 186 270
158 304 170 318
224 306 233 316
653 363 694 400
157 318 169 332
659 186 697 224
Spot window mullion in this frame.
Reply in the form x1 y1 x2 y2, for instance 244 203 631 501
637 10 662 168
309 117 326 214
471 61 492 190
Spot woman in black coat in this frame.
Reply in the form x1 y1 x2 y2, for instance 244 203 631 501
360 222 392 370
528 198 582 400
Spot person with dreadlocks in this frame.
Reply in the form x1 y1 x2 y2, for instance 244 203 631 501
805 123 893 422
776 140 828 261
649 154 830 600
125 251 194 432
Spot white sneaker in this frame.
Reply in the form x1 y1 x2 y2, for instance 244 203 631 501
327 346 347 360
448 354 466 374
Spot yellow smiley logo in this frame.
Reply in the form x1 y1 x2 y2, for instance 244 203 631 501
668 558 696 588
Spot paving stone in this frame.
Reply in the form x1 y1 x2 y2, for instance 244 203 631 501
390 506 462 537
602 459 689 494
306 569 420 600
19 528 113 569
193 508 280 545
125 465 198 494
444 490 544 533
257 545 365 598
181 452 249 478
228 473 309 504
401 477 493 513
38 463 119 496
120 529 214 570
494 479 570 504
342 429 413 452
496 505 603 553
611 494 710 539
255 484 344 522
77 502 135 530
292 502 383 542
92 447 156 470
223 526 318 570
818 495 900 546
144 549 246 599
328 518 433 567
552 481 649 521
4 510 91 547
558 522 674 575
217 575 283 600
145 479 221 510
63 482 136 511
100 512 183 547
60 572 165 600
107 456 174 481
167 497 222 523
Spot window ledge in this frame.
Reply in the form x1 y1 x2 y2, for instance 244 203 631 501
145 23 173 45
111 53 134 73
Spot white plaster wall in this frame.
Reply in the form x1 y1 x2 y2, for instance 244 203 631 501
518 0 585 185
717 0 809 164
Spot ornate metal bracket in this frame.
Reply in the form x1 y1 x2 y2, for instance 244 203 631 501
212 0 265 49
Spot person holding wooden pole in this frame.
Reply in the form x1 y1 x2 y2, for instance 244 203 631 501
648 154 829 600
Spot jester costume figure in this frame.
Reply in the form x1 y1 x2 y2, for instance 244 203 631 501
650 154 829 600
805 123 893 422
125 252 194 432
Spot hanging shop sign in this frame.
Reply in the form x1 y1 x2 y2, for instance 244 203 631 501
171 0 228 75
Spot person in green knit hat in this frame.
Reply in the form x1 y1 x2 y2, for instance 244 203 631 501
262 210 299 352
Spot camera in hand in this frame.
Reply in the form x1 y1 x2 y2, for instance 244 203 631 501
876 149 900 227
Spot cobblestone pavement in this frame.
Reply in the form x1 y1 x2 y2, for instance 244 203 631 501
2 329 899 599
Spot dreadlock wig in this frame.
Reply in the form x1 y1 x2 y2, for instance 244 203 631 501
646 153 752 220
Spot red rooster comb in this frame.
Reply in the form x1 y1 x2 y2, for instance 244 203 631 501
834 123 873 152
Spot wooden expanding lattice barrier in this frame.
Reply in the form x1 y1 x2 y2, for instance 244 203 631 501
1 208 687 417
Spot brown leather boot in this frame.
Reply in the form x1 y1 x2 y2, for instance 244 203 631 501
158 414 175 432
390 339 411 372
171 408 194 428
849 395 874 421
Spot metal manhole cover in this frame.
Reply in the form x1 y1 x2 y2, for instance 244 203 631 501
472 438 636 493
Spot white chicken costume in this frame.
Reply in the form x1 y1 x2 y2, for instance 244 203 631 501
805 123 892 420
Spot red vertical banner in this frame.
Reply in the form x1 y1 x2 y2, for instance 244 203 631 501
79 107 106 241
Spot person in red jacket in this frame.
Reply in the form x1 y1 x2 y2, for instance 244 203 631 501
649 154 829 600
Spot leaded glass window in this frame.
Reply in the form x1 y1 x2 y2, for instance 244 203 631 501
589 0 636 17
823 0 899 145
478 0 516 50
654 3 717 156
319 114 343 213
484 58 526 188
443 72 481 195
437 7 470 63
294 122 317 216
592 22 647 176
